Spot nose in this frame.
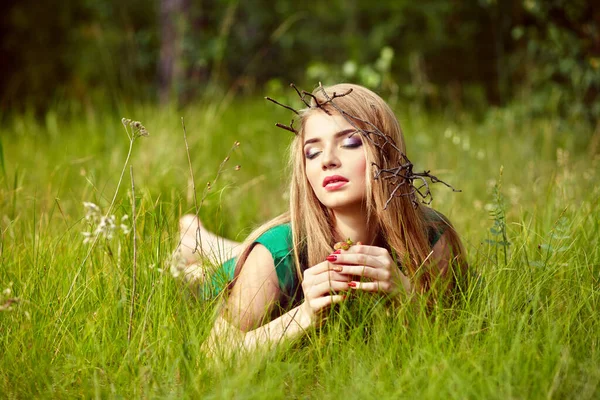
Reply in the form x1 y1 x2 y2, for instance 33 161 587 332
321 145 340 170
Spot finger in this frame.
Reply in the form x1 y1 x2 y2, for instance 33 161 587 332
337 265 390 281
309 280 350 298
310 295 345 310
348 280 391 292
330 253 386 269
312 270 352 284
304 260 333 277
342 244 389 257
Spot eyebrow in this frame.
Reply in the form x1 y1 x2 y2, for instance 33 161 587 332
303 129 357 147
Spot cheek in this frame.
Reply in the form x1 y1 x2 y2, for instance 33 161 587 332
305 162 320 191
354 155 367 184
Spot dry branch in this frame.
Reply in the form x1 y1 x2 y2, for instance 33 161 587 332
266 82 460 207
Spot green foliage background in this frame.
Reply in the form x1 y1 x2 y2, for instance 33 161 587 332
1 0 598 121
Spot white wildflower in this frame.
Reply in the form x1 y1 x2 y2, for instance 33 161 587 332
120 215 131 234
83 202 101 222
82 231 93 245
2 288 11 296
82 203 133 244
83 202 101 213
170 263 181 278
94 215 117 240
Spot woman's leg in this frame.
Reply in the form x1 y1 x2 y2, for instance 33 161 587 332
170 214 242 284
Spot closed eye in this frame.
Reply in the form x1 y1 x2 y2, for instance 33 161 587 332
305 149 321 160
341 135 363 148
304 132 362 160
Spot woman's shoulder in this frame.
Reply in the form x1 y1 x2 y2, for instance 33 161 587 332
255 223 292 255
254 223 297 298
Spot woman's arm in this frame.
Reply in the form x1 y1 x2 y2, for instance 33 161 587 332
204 304 313 358
203 244 349 357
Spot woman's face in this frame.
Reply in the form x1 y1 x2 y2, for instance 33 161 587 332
303 111 367 212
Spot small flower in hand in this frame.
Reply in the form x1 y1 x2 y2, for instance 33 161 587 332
325 244 411 299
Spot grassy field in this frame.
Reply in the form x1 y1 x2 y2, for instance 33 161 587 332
0 96 599 398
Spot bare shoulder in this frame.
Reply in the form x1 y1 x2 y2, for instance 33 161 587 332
225 243 282 331
240 243 276 274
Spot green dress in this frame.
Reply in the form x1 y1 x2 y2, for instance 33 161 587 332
207 224 298 300
205 208 448 302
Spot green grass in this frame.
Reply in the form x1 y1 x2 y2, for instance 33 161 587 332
0 97 598 399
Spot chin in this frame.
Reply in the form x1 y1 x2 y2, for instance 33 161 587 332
318 194 364 212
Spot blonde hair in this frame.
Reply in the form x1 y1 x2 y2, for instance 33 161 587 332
232 83 466 294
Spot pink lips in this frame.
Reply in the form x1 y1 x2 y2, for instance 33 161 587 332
323 175 349 190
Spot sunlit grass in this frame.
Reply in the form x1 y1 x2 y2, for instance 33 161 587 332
0 98 598 398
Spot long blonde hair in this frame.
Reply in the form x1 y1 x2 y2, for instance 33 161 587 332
233 83 466 293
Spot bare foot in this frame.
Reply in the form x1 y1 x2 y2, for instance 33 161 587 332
169 215 241 285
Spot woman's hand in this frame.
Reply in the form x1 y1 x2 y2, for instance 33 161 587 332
326 245 412 298
299 260 350 326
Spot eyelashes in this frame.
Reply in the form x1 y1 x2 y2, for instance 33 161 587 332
304 136 363 159
305 150 320 160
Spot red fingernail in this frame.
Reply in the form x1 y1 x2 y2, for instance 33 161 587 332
333 249 341 254
326 255 337 262
348 281 356 288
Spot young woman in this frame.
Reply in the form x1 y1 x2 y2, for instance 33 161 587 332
171 83 467 354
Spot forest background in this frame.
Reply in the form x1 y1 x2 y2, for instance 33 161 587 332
1 0 599 398
1 0 599 121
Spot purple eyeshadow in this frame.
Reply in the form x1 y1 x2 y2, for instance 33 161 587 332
305 149 319 159
343 136 362 147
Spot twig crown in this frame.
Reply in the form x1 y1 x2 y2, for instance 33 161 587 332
266 83 460 208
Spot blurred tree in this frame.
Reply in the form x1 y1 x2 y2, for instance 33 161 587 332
511 0 600 122
0 0 85 111
0 0 158 113
158 0 190 104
